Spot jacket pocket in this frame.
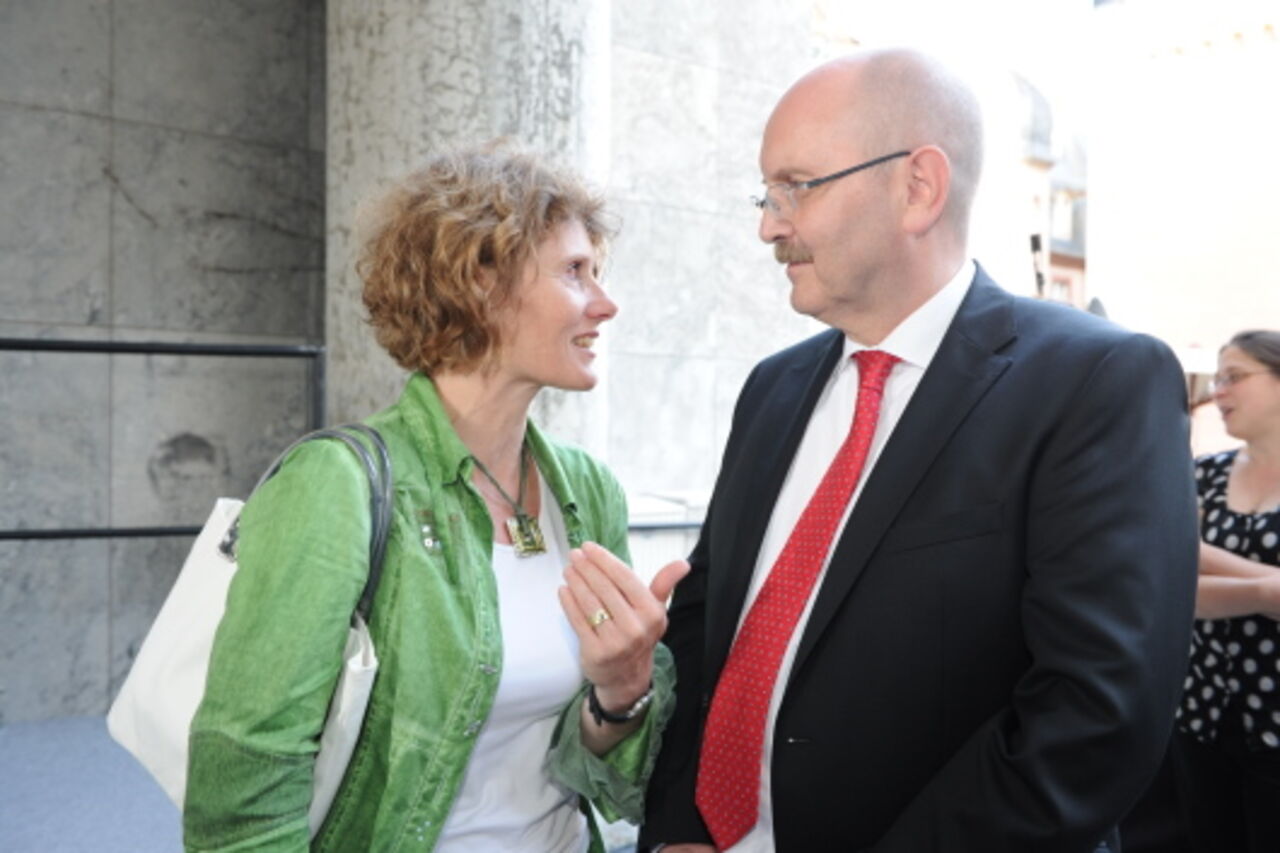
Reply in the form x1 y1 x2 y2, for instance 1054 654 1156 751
878 502 1004 554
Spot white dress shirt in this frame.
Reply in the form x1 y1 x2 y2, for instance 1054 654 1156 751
726 261 974 852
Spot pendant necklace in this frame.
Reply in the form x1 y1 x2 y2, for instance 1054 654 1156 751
471 443 547 557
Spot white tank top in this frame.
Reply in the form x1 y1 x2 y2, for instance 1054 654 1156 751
435 476 590 853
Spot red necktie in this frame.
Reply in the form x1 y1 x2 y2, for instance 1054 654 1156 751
695 349 900 850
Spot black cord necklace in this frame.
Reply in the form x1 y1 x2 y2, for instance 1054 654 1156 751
471 443 547 557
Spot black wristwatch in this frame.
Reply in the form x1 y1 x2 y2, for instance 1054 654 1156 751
587 682 653 726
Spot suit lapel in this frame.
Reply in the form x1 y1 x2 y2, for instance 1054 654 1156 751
705 330 846 677
792 271 1018 672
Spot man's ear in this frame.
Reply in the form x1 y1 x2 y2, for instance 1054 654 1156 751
901 145 950 236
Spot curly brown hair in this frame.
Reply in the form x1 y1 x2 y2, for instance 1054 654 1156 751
358 142 614 375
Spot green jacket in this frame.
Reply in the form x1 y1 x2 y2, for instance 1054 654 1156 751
185 373 675 851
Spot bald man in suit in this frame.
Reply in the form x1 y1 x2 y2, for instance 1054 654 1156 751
639 49 1198 853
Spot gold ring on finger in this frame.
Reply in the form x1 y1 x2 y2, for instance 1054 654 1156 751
588 607 612 628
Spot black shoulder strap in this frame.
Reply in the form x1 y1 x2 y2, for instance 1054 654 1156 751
248 424 394 623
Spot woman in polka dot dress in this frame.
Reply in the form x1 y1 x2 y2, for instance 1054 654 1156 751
1173 329 1280 853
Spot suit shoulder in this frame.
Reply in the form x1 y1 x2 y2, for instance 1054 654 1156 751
1008 295 1176 364
996 298 1186 415
1010 294 1120 344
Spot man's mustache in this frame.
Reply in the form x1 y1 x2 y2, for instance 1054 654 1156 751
773 243 813 264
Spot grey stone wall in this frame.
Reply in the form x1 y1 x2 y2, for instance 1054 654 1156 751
0 0 326 723
603 3 835 497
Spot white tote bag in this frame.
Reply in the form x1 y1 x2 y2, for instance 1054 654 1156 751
107 425 392 838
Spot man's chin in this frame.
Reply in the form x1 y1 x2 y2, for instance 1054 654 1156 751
788 281 828 320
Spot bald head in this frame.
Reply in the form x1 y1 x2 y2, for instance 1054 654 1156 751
771 49 984 238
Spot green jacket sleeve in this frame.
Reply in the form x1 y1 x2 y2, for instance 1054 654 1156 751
546 644 677 823
184 440 371 852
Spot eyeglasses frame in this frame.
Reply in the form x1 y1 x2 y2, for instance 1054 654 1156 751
1209 369 1277 394
751 149 912 215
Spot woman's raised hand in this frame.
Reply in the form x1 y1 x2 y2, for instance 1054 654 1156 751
558 541 690 710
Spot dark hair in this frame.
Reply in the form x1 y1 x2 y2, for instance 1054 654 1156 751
1225 330 1280 375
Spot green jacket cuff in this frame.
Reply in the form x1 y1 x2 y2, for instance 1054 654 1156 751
546 643 676 824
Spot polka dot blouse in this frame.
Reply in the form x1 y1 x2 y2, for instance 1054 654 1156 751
1177 449 1280 748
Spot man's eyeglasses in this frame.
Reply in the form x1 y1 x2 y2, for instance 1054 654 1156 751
1209 369 1275 394
751 150 911 217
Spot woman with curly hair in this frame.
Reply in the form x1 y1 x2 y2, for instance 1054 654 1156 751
183 143 687 852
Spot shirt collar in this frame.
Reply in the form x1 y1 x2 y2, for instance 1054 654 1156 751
841 259 975 371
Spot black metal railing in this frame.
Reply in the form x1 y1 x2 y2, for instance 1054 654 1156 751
0 337 324 542
1 338 704 541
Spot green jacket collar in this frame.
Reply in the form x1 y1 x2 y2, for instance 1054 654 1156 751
400 372 582 523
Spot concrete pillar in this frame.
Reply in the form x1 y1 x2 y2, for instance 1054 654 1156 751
326 0 610 451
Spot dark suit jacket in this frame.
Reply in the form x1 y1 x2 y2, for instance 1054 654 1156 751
640 268 1199 852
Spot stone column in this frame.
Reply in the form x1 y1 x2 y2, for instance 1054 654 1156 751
326 0 610 451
